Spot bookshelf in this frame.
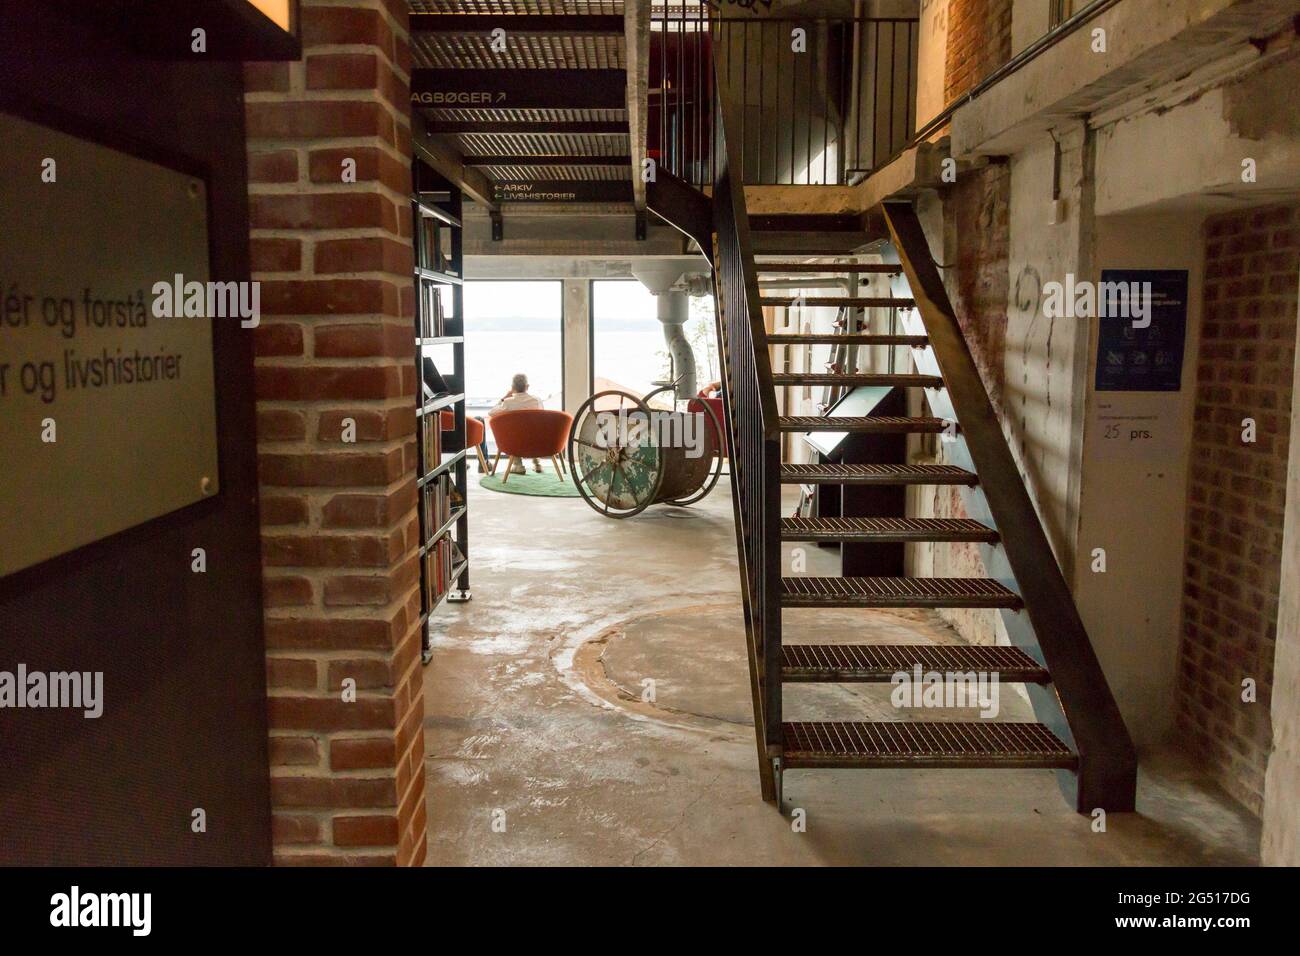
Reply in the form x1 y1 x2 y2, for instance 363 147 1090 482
412 161 470 665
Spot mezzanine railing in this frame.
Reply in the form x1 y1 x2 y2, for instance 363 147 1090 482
650 9 919 188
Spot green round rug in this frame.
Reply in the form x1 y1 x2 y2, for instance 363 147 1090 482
479 468 582 497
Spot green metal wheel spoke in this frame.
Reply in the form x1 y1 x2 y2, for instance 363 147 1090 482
578 461 607 491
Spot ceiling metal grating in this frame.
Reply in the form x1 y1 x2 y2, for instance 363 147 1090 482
453 132 630 156
475 163 630 180
421 107 626 123
408 1 624 13
411 32 625 69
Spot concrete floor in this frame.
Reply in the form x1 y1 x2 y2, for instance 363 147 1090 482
423 473 1260 865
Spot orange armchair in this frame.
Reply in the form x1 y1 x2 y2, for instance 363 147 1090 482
440 410 489 473
487 408 574 482
691 382 728 458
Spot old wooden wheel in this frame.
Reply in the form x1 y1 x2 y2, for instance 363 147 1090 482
567 390 665 519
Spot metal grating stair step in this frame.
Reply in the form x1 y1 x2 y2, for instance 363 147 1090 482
771 372 944 388
781 721 1076 769
780 644 1050 683
781 516 998 544
780 463 977 486
779 415 952 433
755 262 901 274
766 333 928 346
782 576 1022 609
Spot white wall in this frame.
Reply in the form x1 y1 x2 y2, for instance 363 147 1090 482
1004 128 1093 573
1094 52 1300 217
1010 0 1051 56
916 0 949 131
1074 212 1204 750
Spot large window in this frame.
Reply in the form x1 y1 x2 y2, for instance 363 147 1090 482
591 280 719 402
463 281 563 450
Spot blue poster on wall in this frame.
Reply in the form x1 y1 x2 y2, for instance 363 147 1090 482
1094 269 1188 392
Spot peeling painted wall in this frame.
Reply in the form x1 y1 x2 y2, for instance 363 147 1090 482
1002 130 1092 573
1095 49 1300 217
909 171 1015 646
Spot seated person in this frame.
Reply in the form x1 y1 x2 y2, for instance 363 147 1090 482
485 373 543 474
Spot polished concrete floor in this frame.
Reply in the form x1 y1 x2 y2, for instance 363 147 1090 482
422 473 1260 865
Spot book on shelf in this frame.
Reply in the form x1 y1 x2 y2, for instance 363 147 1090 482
418 215 456 276
418 216 438 271
422 535 455 608
423 473 455 535
419 282 438 339
421 408 442 474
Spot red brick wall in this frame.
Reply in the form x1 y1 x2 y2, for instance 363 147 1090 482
944 0 1013 101
921 162 1012 645
923 0 1015 643
1179 203 1299 815
245 0 427 864
942 161 1010 411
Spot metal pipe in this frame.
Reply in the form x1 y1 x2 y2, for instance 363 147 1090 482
757 278 853 290
658 290 697 399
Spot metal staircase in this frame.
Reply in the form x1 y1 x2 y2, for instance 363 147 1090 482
649 64 1137 814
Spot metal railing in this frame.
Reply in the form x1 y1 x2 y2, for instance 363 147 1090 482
650 11 919 188
708 72 782 798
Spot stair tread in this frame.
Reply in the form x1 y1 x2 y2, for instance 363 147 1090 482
761 296 914 308
771 372 943 387
782 576 1021 609
779 415 951 433
756 262 900 273
766 333 927 346
782 721 1076 768
781 516 997 543
780 463 977 485
781 643 1049 682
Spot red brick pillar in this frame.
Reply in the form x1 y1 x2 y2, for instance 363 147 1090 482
243 0 425 865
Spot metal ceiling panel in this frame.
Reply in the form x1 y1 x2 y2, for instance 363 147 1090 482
422 107 626 122
408 1 624 14
452 131 630 156
411 32 625 69
475 163 631 180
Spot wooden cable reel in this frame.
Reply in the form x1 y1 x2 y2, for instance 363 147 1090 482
567 386 724 518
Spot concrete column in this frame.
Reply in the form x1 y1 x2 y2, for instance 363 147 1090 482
1262 273 1300 865
562 279 591 413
